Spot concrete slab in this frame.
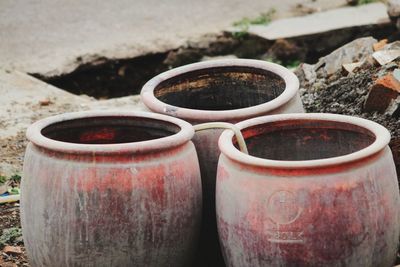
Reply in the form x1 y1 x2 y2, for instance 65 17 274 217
0 0 346 76
248 3 390 40
0 70 146 176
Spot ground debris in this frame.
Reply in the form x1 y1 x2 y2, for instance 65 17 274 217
3 246 22 256
0 202 27 266
314 37 377 77
364 72 400 113
373 38 388 51
299 38 400 184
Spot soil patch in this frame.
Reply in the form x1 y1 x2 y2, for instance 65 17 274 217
298 63 400 178
0 203 27 267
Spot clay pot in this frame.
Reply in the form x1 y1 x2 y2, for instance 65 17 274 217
141 59 304 266
217 113 400 267
21 111 202 267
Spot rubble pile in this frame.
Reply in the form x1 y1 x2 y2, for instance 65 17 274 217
297 36 400 178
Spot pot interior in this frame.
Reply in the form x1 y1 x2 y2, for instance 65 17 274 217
154 66 285 110
239 120 376 161
41 116 180 144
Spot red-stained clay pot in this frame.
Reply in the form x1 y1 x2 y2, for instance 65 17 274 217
217 113 400 267
141 59 304 266
21 111 202 267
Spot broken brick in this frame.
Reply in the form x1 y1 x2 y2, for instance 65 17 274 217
364 73 400 113
39 99 52 106
3 245 22 255
373 39 388 51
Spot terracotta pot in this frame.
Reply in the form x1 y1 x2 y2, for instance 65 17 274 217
217 113 400 267
141 59 304 266
141 59 303 266
21 111 202 267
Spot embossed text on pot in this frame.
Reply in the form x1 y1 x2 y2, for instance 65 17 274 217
216 113 400 267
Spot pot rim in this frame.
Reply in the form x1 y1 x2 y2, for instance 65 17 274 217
140 58 300 122
26 110 194 154
218 113 391 169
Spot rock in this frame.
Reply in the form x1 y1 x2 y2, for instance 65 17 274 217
393 68 400 81
342 62 363 74
346 0 358 6
364 72 400 113
373 39 388 51
293 3 319 16
248 3 390 40
315 37 377 77
357 55 378 71
388 0 400 18
295 63 317 84
233 37 271 58
377 62 399 78
3 245 22 255
266 39 306 63
372 49 400 65
383 41 400 50
163 48 203 68
204 35 240 56
386 95 400 116
39 99 52 106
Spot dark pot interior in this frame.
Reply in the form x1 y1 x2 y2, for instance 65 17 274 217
240 120 376 161
154 66 285 110
41 116 180 144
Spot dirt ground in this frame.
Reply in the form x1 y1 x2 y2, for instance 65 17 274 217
0 203 27 267
298 61 400 177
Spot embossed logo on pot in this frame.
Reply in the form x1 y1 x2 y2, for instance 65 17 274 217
267 190 302 225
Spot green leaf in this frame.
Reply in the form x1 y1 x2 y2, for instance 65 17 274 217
0 176 7 185
10 174 21 183
8 187 20 195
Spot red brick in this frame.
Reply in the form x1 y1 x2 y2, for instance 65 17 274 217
363 73 400 113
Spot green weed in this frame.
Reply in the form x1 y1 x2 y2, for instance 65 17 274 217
0 176 6 185
10 174 21 183
0 228 22 247
356 0 379 5
232 9 276 39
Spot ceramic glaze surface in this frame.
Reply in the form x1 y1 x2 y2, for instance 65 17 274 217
141 59 304 266
21 111 202 267
216 113 400 267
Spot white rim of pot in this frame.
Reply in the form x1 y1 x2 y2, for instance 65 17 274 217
218 113 391 169
141 58 300 121
26 110 194 154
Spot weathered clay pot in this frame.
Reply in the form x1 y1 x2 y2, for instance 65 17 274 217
217 113 400 267
21 111 202 267
141 59 304 266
